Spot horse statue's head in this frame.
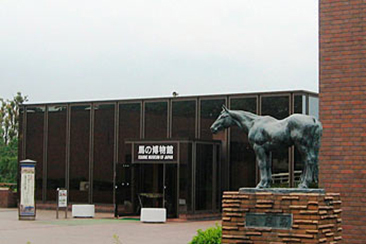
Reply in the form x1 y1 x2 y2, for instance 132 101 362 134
210 105 235 134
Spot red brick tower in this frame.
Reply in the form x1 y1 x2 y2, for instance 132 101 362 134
319 0 366 243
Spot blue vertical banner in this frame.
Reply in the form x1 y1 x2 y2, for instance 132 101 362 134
19 159 36 220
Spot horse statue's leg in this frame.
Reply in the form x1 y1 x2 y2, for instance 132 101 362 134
296 123 322 188
296 143 316 189
253 144 271 188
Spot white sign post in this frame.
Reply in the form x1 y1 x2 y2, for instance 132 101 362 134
56 188 68 219
19 159 36 220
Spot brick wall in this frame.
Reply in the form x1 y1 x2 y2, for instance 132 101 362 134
222 191 342 243
0 189 17 208
319 0 366 243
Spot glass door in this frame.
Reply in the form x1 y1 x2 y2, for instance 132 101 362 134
116 144 133 216
134 164 164 211
116 163 133 216
132 163 178 218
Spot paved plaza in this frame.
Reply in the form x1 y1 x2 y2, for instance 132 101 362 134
0 208 219 244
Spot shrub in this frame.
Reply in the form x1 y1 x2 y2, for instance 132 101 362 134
189 223 222 244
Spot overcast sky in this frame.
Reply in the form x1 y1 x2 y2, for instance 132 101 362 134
0 0 318 103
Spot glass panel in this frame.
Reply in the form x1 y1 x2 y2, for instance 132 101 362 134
118 103 141 163
172 100 196 138
117 103 140 215
134 164 164 208
93 104 115 203
116 144 133 215
229 97 257 189
261 96 290 187
145 101 167 139
294 95 306 185
294 95 306 114
165 164 177 218
309 96 319 119
47 105 67 201
26 106 45 201
179 142 192 214
215 144 221 211
69 105 90 203
195 143 213 211
200 99 226 140
18 107 24 163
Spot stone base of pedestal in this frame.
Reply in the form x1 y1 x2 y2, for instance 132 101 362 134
222 190 342 243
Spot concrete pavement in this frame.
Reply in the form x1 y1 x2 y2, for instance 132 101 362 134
0 208 220 244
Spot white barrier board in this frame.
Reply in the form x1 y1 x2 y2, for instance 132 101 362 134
140 208 166 223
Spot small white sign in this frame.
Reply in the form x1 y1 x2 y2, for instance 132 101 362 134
58 189 67 208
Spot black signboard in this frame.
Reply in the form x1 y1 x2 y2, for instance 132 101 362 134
245 213 292 229
133 143 178 163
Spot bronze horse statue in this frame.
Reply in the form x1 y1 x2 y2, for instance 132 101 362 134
210 106 322 189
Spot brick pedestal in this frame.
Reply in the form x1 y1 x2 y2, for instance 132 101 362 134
222 190 342 243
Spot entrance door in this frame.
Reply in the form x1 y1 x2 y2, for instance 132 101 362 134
133 163 177 218
115 162 133 216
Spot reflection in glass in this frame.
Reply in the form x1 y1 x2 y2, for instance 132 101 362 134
230 98 257 189
119 103 141 163
309 96 319 119
195 143 213 211
69 105 90 203
294 95 306 185
93 104 115 203
47 105 67 201
179 143 192 213
200 99 226 140
26 106 45 201
294 95 306 114
261 96 290 187
134 164 164 208
145 102 167 139
165 164 177 218
172 100 196 138
117 103 140 215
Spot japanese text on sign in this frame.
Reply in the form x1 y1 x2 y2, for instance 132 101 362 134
137 144 174 160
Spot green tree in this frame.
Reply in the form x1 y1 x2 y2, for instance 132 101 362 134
0 92 27 183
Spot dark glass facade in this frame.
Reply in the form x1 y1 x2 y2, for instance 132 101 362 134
144 101 168 139
47 105 67 201
69 105 90 203
172 100 196 138
229 97 257 189
19 91 318 217
93 104 115 203
261 96 290 187
26 106 45 201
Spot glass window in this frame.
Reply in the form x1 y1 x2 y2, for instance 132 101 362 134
200 99 226 140
229 97 257 189
69 105 90 203
117 103 140 215
172 100 196 138
294 95 306 114
261 96 289 120
26 106 45 201
195 143 213 211
309 96 319 119
118 103 141 163
46 105 67 201
179 142 193 213
145 101 168 139
93 104 115 203
18 107 24 162
261 96 290 187
294 95 306 185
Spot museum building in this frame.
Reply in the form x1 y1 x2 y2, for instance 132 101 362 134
18 90 318 218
